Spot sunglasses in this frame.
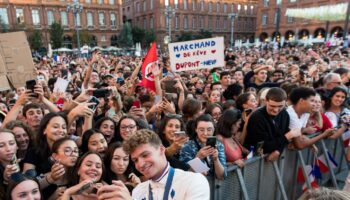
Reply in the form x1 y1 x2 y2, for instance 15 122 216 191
10 169 37 183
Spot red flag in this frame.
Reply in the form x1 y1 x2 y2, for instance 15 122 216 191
141 42 158 92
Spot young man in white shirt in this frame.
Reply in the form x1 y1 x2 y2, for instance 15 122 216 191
118 129 210 200
286 87 335 149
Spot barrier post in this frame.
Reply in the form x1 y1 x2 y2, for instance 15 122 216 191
297 151 312 189
257 156 265 200
237 168 250 200
320 139 338 189
273 161 288 200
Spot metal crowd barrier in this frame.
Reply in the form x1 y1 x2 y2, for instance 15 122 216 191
210 135 350 200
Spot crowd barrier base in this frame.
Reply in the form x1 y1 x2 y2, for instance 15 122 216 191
210 136 350 200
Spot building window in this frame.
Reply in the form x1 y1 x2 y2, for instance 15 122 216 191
0 8 8 25
175 15 179 29
101 35 106 42
99 13 105 26
237 4 241 12
231 4 234 12
276 0 282 5
290 0 296 2
216 2 220 13
47 10 54 25
250 5 254 14
150 0 153 10
137 2 140 12
32 9 40 25
263 0 269 7
143 18 146 29
143 0 146 12
87 12 93 27
223 19 227 30
208 17 212 30
98 0 103 5
200 17 204 29
200 1 204 11
86 0 91 3
183 0 187 10
150 16 154 28
287 16 293 23
174 1 178 9
223 4 227 13
216 17 220 30
16 8 24 24
109 0 115 5
244 5 248 12
110 13 116 27
60 11 68 26
184 16 188 30
192 16 196 30
209 2 212 13
192 0 196 11
76 13 81 26
262 14 267 26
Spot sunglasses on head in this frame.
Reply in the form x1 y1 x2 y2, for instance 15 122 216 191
10 169 37 183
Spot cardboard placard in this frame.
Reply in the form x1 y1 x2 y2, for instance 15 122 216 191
168 37 225 72
0 31 36 90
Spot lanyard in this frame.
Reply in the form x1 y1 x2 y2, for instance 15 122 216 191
149 167 175 200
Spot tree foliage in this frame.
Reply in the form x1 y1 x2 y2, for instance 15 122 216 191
144 29 157 46
28 30 42 50
118 22 133 47
73 31 96 47
132 27 145 44
49 22 64 49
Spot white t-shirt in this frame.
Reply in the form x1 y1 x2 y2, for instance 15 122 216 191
132 164 210 200
286 106 310 129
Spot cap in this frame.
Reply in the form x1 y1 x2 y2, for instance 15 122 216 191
103 74 114 79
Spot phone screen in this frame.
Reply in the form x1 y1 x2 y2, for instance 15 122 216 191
89 97 100 111
206 136 217 148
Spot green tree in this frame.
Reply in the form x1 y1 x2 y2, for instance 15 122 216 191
118 22 133 47
195 29 212 39
144 29 157 46
132 26 145 44
177 31 195 41
73 31 96 47
28 30 42 50
49 22 64 49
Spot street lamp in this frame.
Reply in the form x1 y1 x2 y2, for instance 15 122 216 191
67 0 83 57
228 13 237 48
164 0 178 43
275 0 282 42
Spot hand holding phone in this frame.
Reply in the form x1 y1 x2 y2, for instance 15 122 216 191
26 80 38 98
132 100 141 108
206 136 217 148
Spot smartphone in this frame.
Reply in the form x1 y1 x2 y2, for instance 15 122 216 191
25 80 38 98
132 100 141 108
206 136 217 148
174 131 186 137
93 89 110 98
244 109 253 116
88 96 100 111
154 95 162 104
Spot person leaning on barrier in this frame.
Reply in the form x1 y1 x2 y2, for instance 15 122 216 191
286 87 335 150
243 88 301 161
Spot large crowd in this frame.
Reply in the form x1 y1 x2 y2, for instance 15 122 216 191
1 42 350 199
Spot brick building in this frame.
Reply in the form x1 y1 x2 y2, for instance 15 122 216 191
256 0 348 42
123 0 258 48
0 0 123 49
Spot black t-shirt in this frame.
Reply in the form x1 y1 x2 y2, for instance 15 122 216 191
244 106 290 154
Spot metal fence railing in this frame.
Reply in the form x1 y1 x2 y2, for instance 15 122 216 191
210 135 350 200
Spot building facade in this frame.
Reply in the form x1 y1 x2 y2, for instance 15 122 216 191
0 0 123 49
123 0 257 48
256 0 348 42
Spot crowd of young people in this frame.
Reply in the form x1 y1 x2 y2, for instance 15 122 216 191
0 43 349 199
